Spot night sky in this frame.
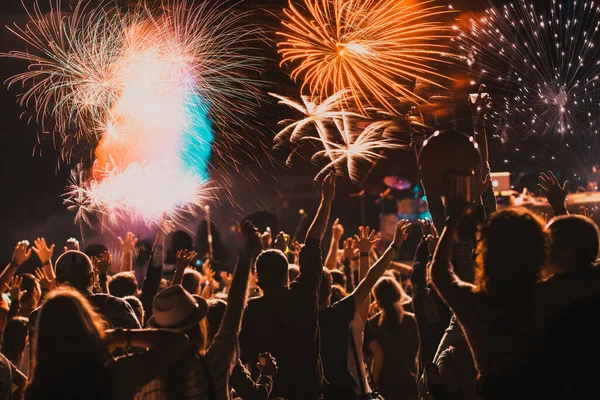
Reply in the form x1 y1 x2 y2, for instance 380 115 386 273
0 0 504 263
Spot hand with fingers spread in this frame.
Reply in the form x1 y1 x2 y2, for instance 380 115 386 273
64 237 80 253
419 219 439 254
273 231 289 252
219 271 232 287
260 227 272 250
176 249 198 271
539 171 569 215
32 238 55 265
332 218 344 240
289 241 302 264
34 268 56 292
12 241 32 266
392 220 412 248
354 227 380 253
95 251 112 275
119 232 138 254
8 276 26 302
257 352 278 378
342 238 356 261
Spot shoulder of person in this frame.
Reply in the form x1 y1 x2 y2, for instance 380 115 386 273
367 312 381 326
92 293 132 309
330 293 356 312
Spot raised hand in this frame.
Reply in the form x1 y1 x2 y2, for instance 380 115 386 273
257 352 278 378
354 226 380 253
419 219 439 254
260 227 272 249
176 249 198 271
322 172 336 202
219 271 232 287
288 241 302 264
539 212 549 224
118 232 138 254
34 268 56 292
94 251 112 274
332 218 344 240
32 237 55 264
538 171 569 214
12 241 32 266
8 276 26 301
273 231 289 252
64 237 80 253
241 221 262 254
342 238 356 261
392 220 412 248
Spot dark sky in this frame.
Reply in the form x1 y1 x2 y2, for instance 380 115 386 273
0 0 495 262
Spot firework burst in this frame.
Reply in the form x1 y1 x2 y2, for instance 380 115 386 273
3 0 265 228
454 0 600 138
3 0 265 148
278 0 457 113
272 91 406 182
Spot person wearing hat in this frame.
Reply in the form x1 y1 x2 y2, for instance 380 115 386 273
136 221 261 400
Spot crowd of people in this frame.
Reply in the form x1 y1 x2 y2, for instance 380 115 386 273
1 97 599 400
0 163 597 399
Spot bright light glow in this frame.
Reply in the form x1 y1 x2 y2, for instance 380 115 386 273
4 0 264 228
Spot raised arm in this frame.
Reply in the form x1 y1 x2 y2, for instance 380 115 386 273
0 242 31 295
539 171 569 216
352 220 411 310
341 238 356 292
306 173 336 241
140 220 174 324
32 238 55 281
430 206 476 305
118 232 137 272
471 85 492 165
324 218 344 270
355 226 380 319
172 249 197 286
220 221 260 333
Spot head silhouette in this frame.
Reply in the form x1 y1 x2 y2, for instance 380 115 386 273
546 215 600 275
475 208 548 298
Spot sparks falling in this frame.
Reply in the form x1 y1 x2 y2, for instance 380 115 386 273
278 0 457 114
272 92 406 182
454 0 600 138
3 0 264 228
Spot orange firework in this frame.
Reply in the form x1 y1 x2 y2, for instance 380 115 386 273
278 0 457 113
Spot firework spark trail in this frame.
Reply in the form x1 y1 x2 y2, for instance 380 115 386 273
309 119 406 181
272 91 406 182
454 0 600 138
278 0 457 114
4 0 265 228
